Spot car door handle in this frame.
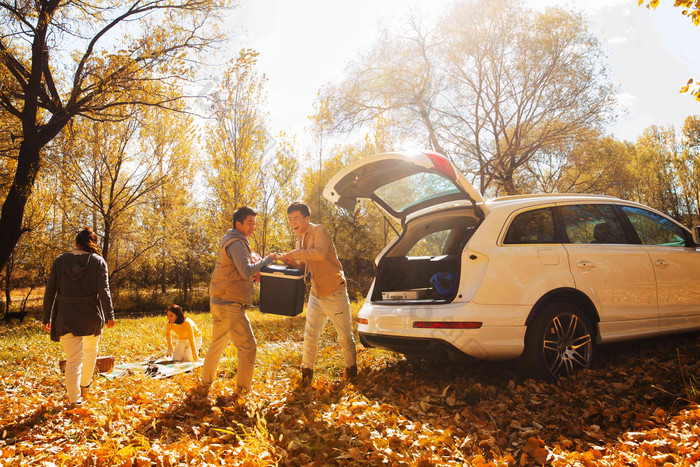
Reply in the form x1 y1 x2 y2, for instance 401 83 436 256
654 259 668 267
577 261 595 268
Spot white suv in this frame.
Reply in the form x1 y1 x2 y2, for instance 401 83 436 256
323 150 700 379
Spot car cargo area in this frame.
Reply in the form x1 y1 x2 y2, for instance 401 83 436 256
370 209 479 304
371 254 462 303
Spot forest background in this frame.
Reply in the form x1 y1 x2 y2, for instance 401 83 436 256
1 0 700 317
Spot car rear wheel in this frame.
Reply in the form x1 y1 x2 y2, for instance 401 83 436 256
520 303 594 379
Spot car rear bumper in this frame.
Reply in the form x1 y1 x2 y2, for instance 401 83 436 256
359 333 481 361
358 301 527 360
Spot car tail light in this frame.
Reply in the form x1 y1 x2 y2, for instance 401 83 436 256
423 152 457 180
413 321 482 329
358 318 368 325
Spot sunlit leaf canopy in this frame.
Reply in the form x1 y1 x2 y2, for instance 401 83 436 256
639 0 700 100
0 0 230 123
0 0 232 274
321 0 618 196
639 0 700 26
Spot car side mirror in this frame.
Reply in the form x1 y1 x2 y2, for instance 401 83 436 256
693 226 700 245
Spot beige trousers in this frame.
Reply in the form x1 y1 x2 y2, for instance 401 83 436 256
202 301 256 389
302 287 356 370
60 333 100 403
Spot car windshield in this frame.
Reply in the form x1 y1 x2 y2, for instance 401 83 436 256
374 172 461 213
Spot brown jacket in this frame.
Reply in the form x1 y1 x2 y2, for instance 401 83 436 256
43 251 114 342
291 223 345 297
209 231 254 305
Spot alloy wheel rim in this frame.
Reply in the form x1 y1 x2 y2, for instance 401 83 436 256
542 313 592 377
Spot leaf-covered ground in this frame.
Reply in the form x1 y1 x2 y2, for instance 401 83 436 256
1 305 699 466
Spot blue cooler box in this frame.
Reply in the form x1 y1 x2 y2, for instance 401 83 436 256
259 265 305 316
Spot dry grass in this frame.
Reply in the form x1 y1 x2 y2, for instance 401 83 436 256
1 304 699 466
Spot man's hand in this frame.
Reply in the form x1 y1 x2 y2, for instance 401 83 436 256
165 347 173 358
279 252 294 263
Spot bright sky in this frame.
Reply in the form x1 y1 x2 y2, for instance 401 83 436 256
226 0 700 145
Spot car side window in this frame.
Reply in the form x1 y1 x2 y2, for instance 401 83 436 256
503 208 555 244
559 204 628 244
620 206 688 246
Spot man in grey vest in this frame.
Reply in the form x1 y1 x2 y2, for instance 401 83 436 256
202 206 276 393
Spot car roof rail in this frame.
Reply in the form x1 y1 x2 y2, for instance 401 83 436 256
490 193 620 202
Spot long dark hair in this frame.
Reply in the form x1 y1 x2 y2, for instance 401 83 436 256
76 228 101 256
166 304 185 325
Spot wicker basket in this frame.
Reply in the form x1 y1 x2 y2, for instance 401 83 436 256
59 356 115 374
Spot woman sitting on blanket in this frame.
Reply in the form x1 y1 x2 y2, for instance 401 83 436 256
165 304 202 362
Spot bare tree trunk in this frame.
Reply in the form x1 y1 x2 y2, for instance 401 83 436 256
4 253 14 314
417 101 448 157
502 172 517 196
183 254 190 306
102 216 113 262
161 256 166 294
20 285 35 314
0 0 62 271
0 141 40 270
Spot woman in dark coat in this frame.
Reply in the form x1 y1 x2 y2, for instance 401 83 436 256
43 228 115 404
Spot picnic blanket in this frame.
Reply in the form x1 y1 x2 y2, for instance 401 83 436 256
100 357 203 381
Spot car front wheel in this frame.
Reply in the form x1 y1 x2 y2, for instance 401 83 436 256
520 303 595 380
